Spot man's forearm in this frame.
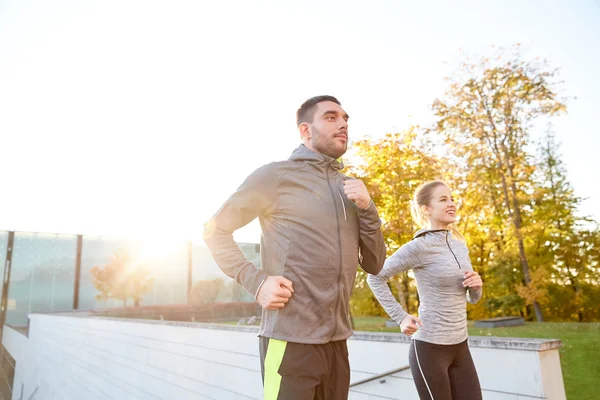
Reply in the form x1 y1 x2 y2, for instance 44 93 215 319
357 203 386 275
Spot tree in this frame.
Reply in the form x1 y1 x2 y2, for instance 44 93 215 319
528 129 600 321
432 46 567 321
189 278 225 305
347 127 443 316
90 249 154 307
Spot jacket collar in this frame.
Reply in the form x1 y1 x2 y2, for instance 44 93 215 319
289 144 344 172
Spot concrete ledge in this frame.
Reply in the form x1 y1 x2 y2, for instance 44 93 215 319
30 313 263 333
6 325 29 337
2 325 29 363
31 313 562 351
467 335 561 351
350 330 562 351
475 316 525 328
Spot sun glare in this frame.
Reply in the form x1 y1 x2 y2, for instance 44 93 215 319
137 234 187 263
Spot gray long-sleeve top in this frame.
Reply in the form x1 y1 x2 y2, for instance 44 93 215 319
367 229 482 345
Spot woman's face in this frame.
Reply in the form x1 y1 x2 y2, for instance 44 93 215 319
424 184 457 226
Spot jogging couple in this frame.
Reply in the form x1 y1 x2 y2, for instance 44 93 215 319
204 95 484 400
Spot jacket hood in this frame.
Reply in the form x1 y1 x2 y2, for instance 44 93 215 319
289 144 344 171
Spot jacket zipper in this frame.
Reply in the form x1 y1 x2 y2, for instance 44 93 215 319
337 191 347 221
326 168 343 340
445 230 462 269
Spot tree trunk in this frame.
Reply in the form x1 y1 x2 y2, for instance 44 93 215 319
494 155 543 321
506 164 544 322
491 122 544 322
569 272 583 322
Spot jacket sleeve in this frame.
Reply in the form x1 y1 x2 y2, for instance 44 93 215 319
367 241 422 325
467 286 482 304
203 164 278 298
463 250 483 304
357 201 386 275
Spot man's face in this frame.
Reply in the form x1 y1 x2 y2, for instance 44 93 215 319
302 101 349 159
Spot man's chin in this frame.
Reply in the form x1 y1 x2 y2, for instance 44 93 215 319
330 145 347 159
315 143 347 159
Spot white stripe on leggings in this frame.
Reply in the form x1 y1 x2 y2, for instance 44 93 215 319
414 339 435 400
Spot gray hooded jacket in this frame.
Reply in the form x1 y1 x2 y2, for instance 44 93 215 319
204 145 386 344
367 229 482 345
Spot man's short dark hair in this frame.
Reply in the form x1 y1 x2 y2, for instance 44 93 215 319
296 95 341 127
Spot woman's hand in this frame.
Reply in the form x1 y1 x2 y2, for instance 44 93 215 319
400 314 423 336
463 271 483 290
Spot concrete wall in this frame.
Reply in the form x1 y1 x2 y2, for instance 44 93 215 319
4 314 566 400
348 332 566 400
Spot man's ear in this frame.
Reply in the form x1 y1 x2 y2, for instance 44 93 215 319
299 122 311 140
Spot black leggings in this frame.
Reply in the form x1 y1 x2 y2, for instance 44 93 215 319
409 339 482 400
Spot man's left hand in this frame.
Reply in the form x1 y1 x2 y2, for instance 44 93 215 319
343 179 371 210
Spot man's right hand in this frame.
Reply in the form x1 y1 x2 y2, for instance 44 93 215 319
400 314 423 336
257 276 294 310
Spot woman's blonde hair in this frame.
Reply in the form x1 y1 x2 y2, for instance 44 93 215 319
410 180 466 242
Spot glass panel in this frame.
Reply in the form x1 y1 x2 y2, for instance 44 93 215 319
79 236 140 309
191 241 259 303
141 241 188 306
191 242 221 281
81 235 190 309
6 232 77 326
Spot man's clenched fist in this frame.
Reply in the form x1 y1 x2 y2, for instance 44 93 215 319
257 276 294 310
343 179 372 210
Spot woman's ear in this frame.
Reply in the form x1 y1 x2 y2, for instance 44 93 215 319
421 205 431 216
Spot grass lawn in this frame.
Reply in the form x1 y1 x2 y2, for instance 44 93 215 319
353 316 600 400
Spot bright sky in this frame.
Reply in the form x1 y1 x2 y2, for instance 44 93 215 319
1 0 599 244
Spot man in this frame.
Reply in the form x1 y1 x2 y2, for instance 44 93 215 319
203 95 385 399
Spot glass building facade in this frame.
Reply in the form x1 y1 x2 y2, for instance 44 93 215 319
0 230 259 327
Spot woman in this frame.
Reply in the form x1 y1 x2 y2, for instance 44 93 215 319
367 180 483 400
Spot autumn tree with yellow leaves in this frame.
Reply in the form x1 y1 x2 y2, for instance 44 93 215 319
349 46 599 322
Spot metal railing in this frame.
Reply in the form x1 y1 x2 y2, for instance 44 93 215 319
349 365 411 387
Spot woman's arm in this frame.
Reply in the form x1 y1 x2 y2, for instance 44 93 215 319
367 241 422 325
